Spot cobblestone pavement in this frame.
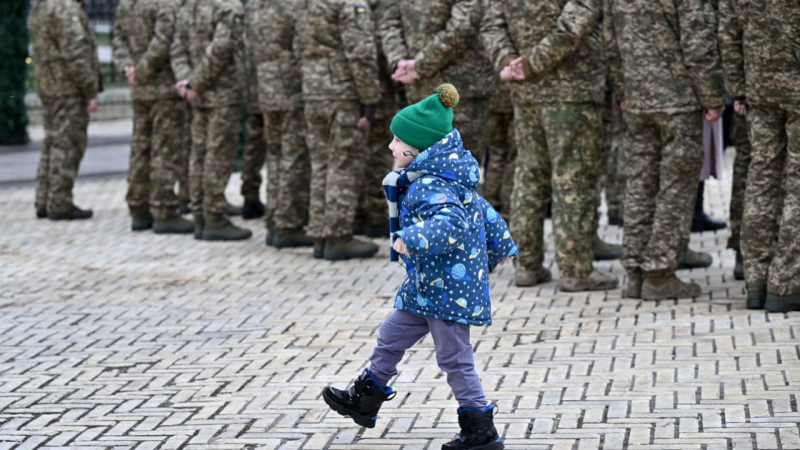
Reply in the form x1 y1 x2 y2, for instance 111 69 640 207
1 162 799 450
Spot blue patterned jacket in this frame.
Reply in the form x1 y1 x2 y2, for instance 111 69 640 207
392 130 519 326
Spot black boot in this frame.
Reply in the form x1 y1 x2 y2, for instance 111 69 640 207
242 201 265 220
48 204 93 221
691 181 726 232
442 405 504 450
322 369 395 428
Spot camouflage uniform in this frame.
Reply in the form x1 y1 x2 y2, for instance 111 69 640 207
240 13 266 205
378 0 493 161
727 112 751 252
484 81 516 219
248 0 311 231
171 0 246 222
482 0 605 280
604 106 627 221
719 0 800 300
177 106 192 206
113 0 183 221
604 0 725 275
29 0 100 215
296 0 381 239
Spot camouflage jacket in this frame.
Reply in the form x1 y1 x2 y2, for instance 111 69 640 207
481 0 605 105
296 0 381 105
171 0 246 108
29 0 100 100
719 0 800 105
604 0 726 114
112 0 180 101
370 0 399 119
378 0 493 102
245 0 303 112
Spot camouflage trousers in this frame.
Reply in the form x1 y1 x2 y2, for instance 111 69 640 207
356 116 394 227
126 99 183 220
601 107 627 221
483 110 516 219
727 112 751 252
741 103 799 296
510 102 602 279
304 100 366 239
265 108 311 231
454 98 490 164
189 106 240 220
35 96 89 214
240 112 266 204
176 105 192 205
621 111 703 275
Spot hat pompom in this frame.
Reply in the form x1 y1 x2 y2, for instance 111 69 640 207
437 84 459 109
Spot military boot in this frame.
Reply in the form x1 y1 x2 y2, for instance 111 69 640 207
36 206 47 219
765 290 800 313
593 235 623 261
324 236 379 260
733 251 744 281
153 216 195 234
678 249 713 270
322 369 396 428
560 270 619 292
202 216 252 241
514 267 552 287
641 273 701 300
626 270 643 299
313 239 325 259
225 201 242 217
272 228 314 248
130 208 154 231
193 215 205 240
364 222 390 238
242 200 265 220
746 280 766 310
178 200 191 215
48 204 93 221
265 227 275 246
442 405 504 450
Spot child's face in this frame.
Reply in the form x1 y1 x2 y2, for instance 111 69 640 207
389 136 419 168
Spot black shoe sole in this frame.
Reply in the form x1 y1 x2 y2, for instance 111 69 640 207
242 212 265 220
322 388 376 428
202 232 253 241
746 297 765 309
132 222 153 231
593 252 622 261
442 439 505 450
765 298 800 313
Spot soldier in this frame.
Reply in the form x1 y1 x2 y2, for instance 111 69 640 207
482 0 618 291
604 0 725 300
719 0 800 312
29 0 100 221
239 16 267 221
113 0 194 234
296 0 382 260
247 0 313 248
171 0 251 241
378 0 493 165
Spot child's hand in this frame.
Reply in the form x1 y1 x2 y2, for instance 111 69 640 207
499 257 513 266
393 238 410 257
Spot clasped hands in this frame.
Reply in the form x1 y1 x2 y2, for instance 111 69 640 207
500 57 526 82
391 59 419 85
175 79 199 101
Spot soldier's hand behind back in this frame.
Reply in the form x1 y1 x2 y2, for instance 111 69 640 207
734 100 746 116
87 98 98 113
704 107 724 123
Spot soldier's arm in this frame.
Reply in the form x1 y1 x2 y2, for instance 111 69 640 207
480 0 518 74
340 2 381 106
170 9 192 81
378 0 408 70
520 0 600 79
676 0 726 109
112 1 134 71
718 0 745 100
414 0 481 78
61 4 99 99
603 0 624 102
189 0 243 93
135 1 175 82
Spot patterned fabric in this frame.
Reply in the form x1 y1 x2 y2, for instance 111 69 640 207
383 129 519 326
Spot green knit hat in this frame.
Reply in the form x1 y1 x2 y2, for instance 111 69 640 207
390 84 460 151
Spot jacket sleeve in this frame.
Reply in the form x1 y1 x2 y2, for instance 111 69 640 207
395 180 470 257
111 2 134 71
414 0 482 78
170 9 192 81
340 2 381 106
189 0 242 93
718 0 745 99
377 0 408 70
676 0 726 109
480 0 518 74
521 0 600 79
477 195 518 270
603 0 625 102
135 2 175 82
61 5 99 99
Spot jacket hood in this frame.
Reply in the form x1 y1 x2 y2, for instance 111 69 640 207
405 129 480 191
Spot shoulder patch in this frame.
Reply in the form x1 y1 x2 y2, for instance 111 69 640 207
70 13 80 22
233 14 243 23
355 4 366 14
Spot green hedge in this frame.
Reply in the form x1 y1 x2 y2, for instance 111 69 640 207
0 0 30 145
